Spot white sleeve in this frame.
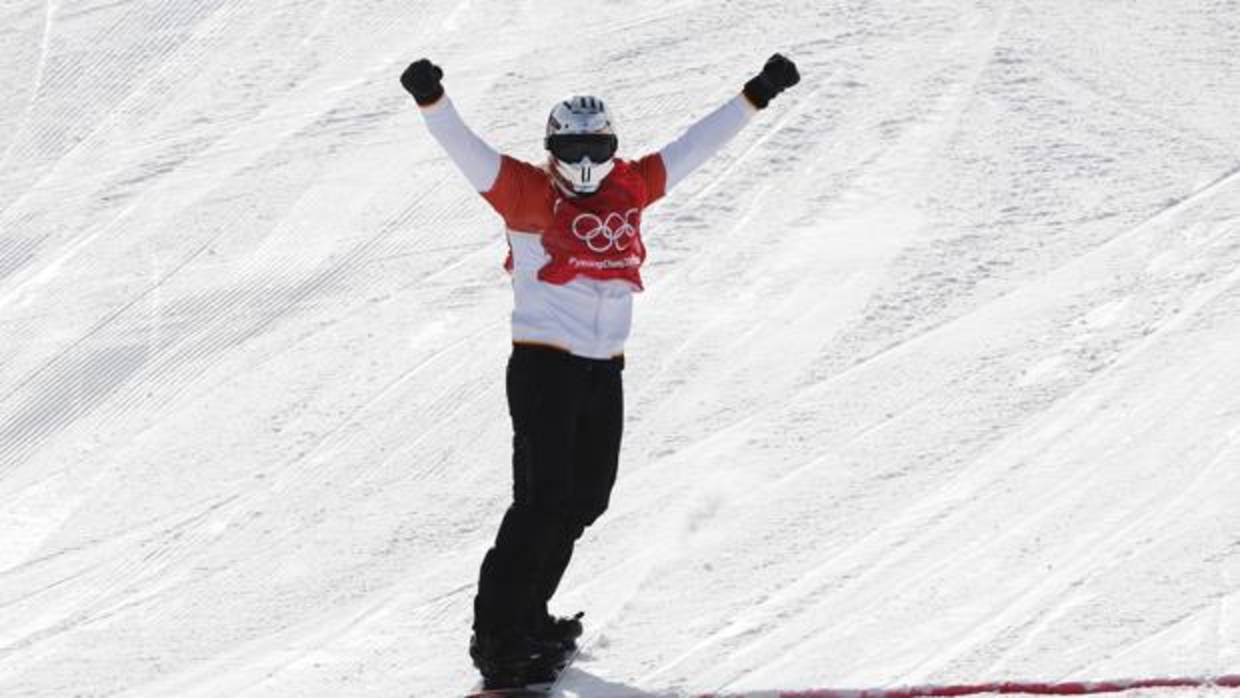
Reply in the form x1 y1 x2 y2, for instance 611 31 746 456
419 96 502 193
658 94 757 192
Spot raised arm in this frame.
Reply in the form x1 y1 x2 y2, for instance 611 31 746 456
401 59 501 193
657 54 801 193
658 95 755 192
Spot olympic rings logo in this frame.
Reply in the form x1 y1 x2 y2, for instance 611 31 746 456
570 208 641 253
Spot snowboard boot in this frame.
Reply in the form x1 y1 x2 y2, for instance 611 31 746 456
470 630 567 690
470 631 534 689
523 624 578 686
531 611 584 652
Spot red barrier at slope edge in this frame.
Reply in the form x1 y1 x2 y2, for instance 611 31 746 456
764 673 1240 697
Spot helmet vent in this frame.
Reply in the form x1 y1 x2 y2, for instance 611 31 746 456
545 94 616 139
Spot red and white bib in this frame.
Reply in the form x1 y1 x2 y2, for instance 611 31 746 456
537 161 650 289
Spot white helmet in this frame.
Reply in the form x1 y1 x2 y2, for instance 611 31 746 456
545 96 618 195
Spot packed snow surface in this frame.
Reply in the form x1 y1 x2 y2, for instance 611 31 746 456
1 1 1238 696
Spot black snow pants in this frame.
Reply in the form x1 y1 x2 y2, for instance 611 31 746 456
473 343 624 636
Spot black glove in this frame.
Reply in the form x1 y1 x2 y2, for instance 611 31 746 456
743 53 800 109
401 58 444 106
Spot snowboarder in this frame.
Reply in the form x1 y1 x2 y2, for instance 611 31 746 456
400 52 800 690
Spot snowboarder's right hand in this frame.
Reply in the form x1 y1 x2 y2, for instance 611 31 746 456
401 58 444 106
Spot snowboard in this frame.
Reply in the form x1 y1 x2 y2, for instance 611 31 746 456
464 677 557 698
464 644 580 698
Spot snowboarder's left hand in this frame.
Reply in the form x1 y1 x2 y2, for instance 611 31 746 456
401 58 445 106
743 53 800 109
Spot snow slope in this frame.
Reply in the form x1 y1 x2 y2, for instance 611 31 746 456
1 1 1238 696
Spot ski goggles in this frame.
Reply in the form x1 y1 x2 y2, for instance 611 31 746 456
545 133 618 163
